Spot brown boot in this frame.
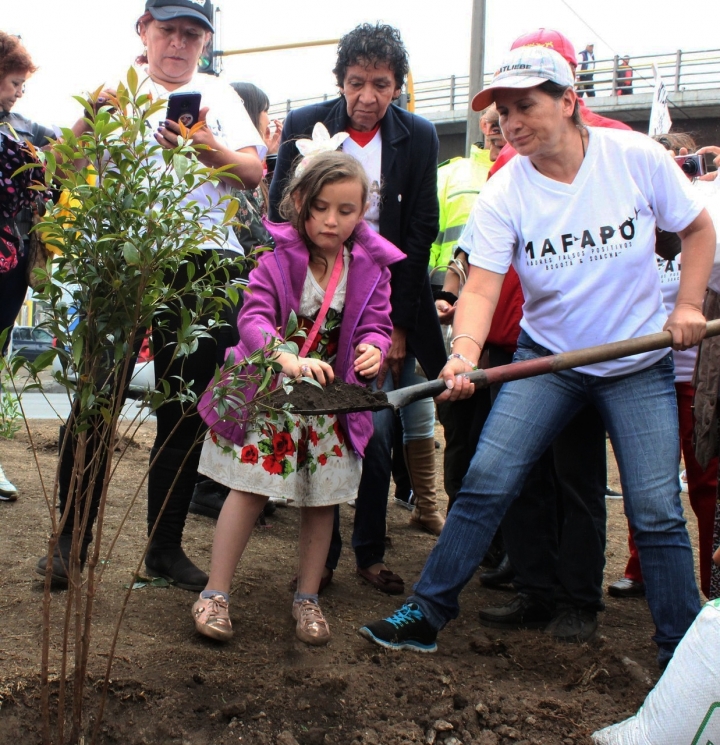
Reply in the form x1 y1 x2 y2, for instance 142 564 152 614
404 439 445 536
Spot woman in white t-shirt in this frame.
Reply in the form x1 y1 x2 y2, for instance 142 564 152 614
359 45 716 669
36 0 266 592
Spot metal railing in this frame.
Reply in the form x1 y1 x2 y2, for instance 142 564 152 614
268 47 720 119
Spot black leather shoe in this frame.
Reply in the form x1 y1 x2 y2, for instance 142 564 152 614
478 593 554 629
479 555 515 588
36 551 83 589
145 546 208 592
188 479 229 520
545 607 598 643
35 536 87 589
607 577 645 598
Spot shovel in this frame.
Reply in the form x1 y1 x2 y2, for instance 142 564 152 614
276 320 720 416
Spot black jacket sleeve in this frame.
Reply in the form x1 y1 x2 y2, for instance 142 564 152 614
388 121 440 331
268 109 300 222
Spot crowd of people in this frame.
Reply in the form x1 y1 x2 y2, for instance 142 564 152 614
1 0 720 667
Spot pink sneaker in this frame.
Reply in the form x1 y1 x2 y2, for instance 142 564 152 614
292 599 331 645
192 593 233 641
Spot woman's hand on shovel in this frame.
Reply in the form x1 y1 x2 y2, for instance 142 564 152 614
664 304 707 351
435 355 476 403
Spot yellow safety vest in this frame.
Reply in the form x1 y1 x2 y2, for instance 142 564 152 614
430 145 492 269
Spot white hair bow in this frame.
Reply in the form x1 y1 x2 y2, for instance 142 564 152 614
294 123 349 176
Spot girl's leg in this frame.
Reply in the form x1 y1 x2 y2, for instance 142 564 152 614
297 505 335 596
206 489 268 593
192 488 266 641
294 505 334 645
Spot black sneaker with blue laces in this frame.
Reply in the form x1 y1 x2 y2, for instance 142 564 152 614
359 603 438 652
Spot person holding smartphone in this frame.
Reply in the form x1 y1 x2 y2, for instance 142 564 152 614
37 0 266 592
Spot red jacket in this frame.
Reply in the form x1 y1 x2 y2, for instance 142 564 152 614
483 101 632 350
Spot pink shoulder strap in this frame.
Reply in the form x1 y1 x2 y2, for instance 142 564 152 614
298 251 345 357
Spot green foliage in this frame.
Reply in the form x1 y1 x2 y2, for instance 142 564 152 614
0 378 21 440
29 71 242 424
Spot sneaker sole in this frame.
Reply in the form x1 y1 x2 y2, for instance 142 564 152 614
194 619 233 642
358 626 437 653
296 628 331 646
393 498 414 511
0 493 18 502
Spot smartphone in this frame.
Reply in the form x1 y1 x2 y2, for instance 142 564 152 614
166 92 201 128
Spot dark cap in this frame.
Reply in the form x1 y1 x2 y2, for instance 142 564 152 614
145 0 214 32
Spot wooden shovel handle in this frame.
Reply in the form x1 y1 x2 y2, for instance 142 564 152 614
388 320 720 408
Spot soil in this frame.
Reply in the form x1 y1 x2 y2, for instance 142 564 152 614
264 379 389 416
0 417 701 745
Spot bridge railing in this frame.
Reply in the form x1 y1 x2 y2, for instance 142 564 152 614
268 47 720 119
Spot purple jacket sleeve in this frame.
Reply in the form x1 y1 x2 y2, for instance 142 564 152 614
229 256 284 362
352 265 394 361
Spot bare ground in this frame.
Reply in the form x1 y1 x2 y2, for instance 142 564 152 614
0 416 700 745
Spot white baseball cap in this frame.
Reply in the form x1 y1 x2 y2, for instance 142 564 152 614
471 45 575 112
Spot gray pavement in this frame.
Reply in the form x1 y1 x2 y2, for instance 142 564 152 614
17 393 152 422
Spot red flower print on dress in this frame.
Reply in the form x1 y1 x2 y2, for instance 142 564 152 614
307 426 319 447
262 454 284 475
332 419 345 445
240 445 259 464
318 454 328 466
332 445 343 458
272 432 296 459
210 430 219 445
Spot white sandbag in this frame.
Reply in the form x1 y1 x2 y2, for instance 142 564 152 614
592 598 720 744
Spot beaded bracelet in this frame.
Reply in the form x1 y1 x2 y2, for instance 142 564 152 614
450 333 482 349
447 352 478 370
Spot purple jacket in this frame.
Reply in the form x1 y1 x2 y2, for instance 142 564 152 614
198 219 405 457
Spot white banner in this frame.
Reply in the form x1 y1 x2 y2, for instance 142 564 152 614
648 63 672 136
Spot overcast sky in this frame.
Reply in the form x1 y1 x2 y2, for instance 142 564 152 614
4 0 719 127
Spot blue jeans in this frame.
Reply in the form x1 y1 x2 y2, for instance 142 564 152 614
410 332 700 664
328 354 435 570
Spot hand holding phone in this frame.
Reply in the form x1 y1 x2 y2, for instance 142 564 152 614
166 91 201 128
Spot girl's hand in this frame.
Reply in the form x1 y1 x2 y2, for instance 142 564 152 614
435 356 475 403
714 546 720 566
354 343 381 378
282 355 334 386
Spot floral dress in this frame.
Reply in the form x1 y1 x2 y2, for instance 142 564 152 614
198 249 362 507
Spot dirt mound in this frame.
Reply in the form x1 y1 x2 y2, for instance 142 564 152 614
0 420 686 744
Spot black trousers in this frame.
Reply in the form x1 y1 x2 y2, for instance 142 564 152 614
503 405 607 613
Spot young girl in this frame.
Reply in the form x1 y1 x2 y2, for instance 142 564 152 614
193 151 404 645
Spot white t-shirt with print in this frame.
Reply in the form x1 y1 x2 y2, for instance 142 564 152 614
663 178 720 382
656 246 695 382
462 127 704 376
343 131 382 233
696 177 720 295
123 68 266 253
